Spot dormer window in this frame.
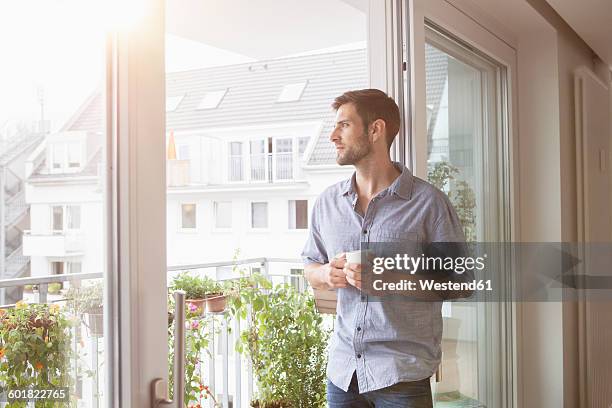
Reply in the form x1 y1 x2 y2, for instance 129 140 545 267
50 142 82 173
277 82 307 102
197 89 227 110
166 95 184 112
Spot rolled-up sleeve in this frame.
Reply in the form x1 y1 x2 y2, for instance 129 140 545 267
301 198 328 265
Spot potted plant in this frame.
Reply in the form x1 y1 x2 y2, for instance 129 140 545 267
203 277 226 313
229 275 329 408
0 302 74 407
171 273 209 315
66 281 104 337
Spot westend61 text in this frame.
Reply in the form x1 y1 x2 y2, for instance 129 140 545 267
372 279 493 292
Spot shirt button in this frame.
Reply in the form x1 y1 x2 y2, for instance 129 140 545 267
357 327 362 331
362 229 368 234
357 354 362 359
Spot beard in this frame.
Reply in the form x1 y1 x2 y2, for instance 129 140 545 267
336 133 372 165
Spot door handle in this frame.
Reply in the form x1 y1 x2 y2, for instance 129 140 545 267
152 290 186 408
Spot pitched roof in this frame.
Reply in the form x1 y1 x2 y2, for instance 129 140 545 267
67 48 369 165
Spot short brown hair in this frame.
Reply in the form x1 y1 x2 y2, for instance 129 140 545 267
332 89 401 149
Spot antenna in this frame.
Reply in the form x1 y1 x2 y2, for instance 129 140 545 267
37 85 46 133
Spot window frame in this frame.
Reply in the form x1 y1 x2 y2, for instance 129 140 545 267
179 202 198 231
406 1 519 407
227 141 245 182
212 201 232 232
287 199 309 231
248 201 270 231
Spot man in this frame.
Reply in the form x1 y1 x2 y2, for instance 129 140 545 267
302 89 466 407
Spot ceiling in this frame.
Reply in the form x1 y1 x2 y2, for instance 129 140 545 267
165 0 367 60
545 0 612 69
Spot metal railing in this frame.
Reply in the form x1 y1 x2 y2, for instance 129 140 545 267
274 152 293 180
0 258 307 408
229 153 296 183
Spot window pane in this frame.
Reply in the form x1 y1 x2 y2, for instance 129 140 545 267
296 200 308 229
298 137 309 155
181 203 196 228
229 142 243 181
251 202 268 228
250 140 267 181
275 138 293 180
52 261 64 275
52 206 63 230
424 27 506 408
1 2 110 405
288 200 308 229
67 205 81 229
68 262 82 274
214 201 232 229
52 144 65 169
67 142 81 168
165 2 368 405
178 144 190 160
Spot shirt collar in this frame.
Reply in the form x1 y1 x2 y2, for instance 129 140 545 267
339 162 414 200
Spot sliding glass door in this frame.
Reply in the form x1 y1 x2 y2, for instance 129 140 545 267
164 1 368 406
407 0 517 406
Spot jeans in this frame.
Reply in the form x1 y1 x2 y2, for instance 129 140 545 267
327 372 433 408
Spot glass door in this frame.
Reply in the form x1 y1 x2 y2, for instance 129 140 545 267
0 1 111 406
164 1 370 407
407 2 516 405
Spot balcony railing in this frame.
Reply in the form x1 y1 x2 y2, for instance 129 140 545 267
229 153 296 183
0 257 309 408
273 152 293 180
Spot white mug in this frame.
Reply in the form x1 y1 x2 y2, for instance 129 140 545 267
345 250 364 265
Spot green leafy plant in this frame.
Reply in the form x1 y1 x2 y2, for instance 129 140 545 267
48 283 62 295
65 282 103 314
428 160 477 242
171 273 223 300
0 302 75 408
228 275 329 408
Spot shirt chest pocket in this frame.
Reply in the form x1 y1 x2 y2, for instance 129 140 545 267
367 231 423 258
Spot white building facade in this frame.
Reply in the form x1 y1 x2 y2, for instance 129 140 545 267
23 49 367 278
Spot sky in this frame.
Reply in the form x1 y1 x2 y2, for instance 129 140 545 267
0 0 365 137
0 0 255 135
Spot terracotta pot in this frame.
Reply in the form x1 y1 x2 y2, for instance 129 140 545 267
206 294 226 313
186 298 206 315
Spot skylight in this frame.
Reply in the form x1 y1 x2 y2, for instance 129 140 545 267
277 82 307 102
197 89 228 110
166 95 184 112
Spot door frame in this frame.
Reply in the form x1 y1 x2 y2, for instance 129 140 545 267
109 1 169 405
111 1 402 406
404 0 520 407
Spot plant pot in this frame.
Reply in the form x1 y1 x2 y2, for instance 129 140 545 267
206 294 226 313
85 308 104 337
186 299 206 315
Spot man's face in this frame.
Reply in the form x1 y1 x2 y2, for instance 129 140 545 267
330 103 371 166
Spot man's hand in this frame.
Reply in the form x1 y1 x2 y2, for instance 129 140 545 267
324 254 348 288
344 262 362 290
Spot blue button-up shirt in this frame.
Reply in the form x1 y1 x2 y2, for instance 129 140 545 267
302 163 465 393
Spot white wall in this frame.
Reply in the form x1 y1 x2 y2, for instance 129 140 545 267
166 168 352 267
26 181 103 278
